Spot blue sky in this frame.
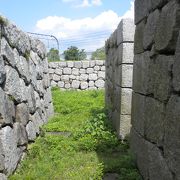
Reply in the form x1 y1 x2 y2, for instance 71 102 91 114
0 0 134 51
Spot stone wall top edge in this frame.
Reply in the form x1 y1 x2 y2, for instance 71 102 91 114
0 15 46 59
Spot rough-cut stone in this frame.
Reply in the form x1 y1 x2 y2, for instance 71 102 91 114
117 18 135 46
5 66 27 103
155 0 180 53
118 43 134 64
72 68 79 75
119 115 131 139
63 68 71 75
58 81 65 88
0 126 23 175
135 0 149 24
65 83 71 89
173 34 180 91
53 74 60 82
143 9 160 50
0 56 6 85
15 103 29 126
0 174 7 180
54 68 62 75
133 52 153 95
96 60 104 66
94 66 100 71
67 61 74 68
14 123 28 146
59 61 66 67
72 80 80 89
152 55 173 102
80 74 88 81
90 60 96 67
120 88 132 115
26 121 36 141
80 81 88 90
164 95 180 179
120 65 133 88
61 75 69 82
95 79 105 88
0 88 15 125
74 61 81 68
98 71 105 79
0 139 5 171
89 81 94 87
1 37 16 67
79 69 86 74
89 74 98 81
82 61 89 68
87 68 94 74
134 20 146 54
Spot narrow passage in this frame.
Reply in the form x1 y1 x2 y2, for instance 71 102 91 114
10 88 140 180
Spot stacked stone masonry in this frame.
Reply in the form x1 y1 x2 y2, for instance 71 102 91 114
0 16 53 178
49 60 105 90
131 0 180 179
105 19 135 139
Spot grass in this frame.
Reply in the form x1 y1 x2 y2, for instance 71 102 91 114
10 88 141 180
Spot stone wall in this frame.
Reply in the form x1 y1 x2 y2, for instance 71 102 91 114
105 19 135 139
131 0 180 179
0 16 53 179
49 60 105 90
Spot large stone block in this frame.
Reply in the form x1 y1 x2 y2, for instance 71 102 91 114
67 61 74 68
131 92 146 136
152 55 173 102
5 66 27 102
143 9 160 50
117 19 135 46
134 20 145 54
135 0 149 24
0 126 23 175
0 56 6 85
173 34 180 91
15 103 29 126
80 74 88 81
133 52 153 95
118 43 134 64
120 88 132 115
72 68 79 75
130 128 149 179
74 61 82 68
118 114 131 139
89 74 98 81
26 121 36 141
0 88 15 126
120 64 133 88
95 79 105 88
155 0 180 53
63 67 72 75
80 81 88 90
0 173 7 180
144 97 165 146
164 95 180 179
1 37 16 67
14 123 28 146
82 61 89 68
72 80 80 89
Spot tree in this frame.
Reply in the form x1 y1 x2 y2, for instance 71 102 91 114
47 48 60 61
63 46 87 61
91 47 105 60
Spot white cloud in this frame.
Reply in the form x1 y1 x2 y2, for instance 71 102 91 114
35 1 134 51
62 0 102 8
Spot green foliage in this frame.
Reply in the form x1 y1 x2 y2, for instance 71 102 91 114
10 89 141 180
63 46 87 61
47 48 60 62
91 46 106 60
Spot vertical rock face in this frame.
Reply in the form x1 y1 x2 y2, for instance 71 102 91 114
48 60 105 90
105 18 135 139
0 15 54 177
131 0 180 179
